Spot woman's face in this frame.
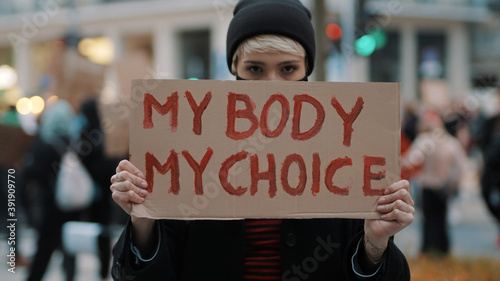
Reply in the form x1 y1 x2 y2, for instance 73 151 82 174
235 52 306 81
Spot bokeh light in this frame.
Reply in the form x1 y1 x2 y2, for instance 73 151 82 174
371 29 387 50
46 95 59 105
16 97 32 115
78 37 115 65
326 23 342 41
30 95 45 114
355 34 376 57
0 65 18 90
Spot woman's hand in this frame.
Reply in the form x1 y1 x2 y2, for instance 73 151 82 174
364 180 415 263
110 159 149 215
110 160 156 254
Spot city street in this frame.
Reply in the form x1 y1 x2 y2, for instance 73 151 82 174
2 184 499 281
1 0 499 280
395 185 500 259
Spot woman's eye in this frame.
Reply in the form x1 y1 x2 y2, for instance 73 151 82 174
282 65 297 73
248 66 262 73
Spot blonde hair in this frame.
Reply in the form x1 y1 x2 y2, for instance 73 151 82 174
231 34 306 74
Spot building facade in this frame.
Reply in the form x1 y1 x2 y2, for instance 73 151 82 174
0 0 498 105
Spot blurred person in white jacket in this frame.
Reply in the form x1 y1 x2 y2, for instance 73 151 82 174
402 108 469 255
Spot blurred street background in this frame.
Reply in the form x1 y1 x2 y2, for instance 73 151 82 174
1 0 500 280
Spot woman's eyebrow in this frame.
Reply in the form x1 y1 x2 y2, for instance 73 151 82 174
277 60 302 66
242 60 266 65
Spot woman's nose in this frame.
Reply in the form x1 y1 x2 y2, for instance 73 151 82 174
263 71 284 81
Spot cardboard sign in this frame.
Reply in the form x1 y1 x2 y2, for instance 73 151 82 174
130 80 400 220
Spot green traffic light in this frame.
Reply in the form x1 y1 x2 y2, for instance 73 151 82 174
371 28 387 50
355 34 376 56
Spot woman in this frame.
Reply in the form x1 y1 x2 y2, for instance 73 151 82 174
110 1 414 280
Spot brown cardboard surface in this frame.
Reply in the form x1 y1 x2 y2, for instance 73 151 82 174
129 80 400 220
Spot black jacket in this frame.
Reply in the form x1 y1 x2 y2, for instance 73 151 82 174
111 218 410 281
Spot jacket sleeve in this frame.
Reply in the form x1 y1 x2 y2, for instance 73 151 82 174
111 219 186 281
344 231 411 281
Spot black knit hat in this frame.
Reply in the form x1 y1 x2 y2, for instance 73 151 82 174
226 0 316 76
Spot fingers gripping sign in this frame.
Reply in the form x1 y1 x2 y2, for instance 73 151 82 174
110 160 149 215
365 180 415 243
379 180 414 223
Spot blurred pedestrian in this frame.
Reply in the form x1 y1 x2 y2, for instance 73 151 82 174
442 101 474 154
402 108 469 255
20 99 81 281
476 87 500 248
401 101 423 181
77 97 127 280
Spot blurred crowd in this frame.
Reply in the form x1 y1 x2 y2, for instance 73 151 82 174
0 37 136 281
400 80 500 256
1 36 500 280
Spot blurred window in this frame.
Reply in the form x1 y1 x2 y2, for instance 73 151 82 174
179 29 211 80
369 31 400 82
473 26 500 57
417 33 446 80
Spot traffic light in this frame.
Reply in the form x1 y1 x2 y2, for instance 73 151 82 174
325 22 342 52
325 23 342 41
354 28 387 57
371 28 387 50
355 34 376 56
354 0 387 57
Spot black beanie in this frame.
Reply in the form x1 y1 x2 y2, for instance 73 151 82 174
226 0 316 76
